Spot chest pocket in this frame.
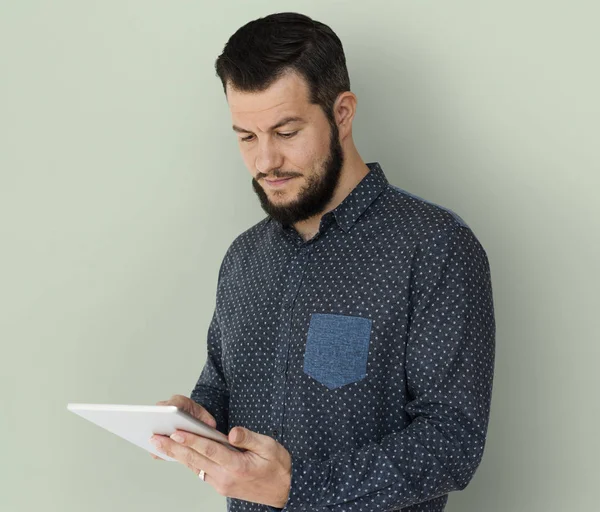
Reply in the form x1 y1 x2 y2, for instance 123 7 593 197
303 313 372 390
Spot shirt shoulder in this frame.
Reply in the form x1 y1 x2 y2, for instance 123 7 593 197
217 216 271 280
228 216 271 252
381 183 489 258
384 183 468 229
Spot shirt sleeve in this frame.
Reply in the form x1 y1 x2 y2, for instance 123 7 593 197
271 221 496 511
189 253 231 436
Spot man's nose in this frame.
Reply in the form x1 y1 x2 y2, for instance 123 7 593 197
255 137 284 176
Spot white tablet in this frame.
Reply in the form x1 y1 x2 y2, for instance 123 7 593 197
67 403 244 461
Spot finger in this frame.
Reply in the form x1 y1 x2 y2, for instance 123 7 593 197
183 398 218 428
154 435 221 475
228 426 277 459
157 395 217 429
196 467 217 488
170 431 239 468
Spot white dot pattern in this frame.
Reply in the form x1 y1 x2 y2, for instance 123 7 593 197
190 162 496 511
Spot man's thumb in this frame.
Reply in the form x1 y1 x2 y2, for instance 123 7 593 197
229 427 246 444
229 426 263 450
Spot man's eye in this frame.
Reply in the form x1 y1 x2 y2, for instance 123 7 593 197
279 131 298 139
240 131 298 143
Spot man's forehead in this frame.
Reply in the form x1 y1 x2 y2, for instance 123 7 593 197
229 98 311 134
230 99 296 116
227 72 310 116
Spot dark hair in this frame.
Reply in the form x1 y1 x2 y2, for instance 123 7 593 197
215 12 351 127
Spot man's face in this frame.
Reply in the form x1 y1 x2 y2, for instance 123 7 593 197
227 71 344 226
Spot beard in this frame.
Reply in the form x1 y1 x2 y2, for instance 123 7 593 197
251 121 345 227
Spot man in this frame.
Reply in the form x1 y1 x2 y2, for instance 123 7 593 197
149 11 496 512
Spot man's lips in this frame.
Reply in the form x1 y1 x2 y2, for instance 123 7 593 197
263 176 297 187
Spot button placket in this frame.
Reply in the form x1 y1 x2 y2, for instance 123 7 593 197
270 246 311 442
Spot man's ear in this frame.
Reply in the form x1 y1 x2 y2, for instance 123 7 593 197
334 91 357 140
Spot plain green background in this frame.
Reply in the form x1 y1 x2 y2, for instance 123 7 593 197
1 1 598 511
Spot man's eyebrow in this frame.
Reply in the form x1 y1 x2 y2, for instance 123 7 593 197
232 116 306 134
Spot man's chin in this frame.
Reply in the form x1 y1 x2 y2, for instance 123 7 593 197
264 204 298 220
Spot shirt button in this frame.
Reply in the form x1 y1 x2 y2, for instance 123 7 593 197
277 362 286 373
272 429 278 437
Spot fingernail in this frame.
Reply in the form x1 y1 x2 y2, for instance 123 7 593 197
170 433 184 443
150 438 161 448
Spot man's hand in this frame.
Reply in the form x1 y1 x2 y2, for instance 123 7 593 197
149 394 217 461
149 424 292 508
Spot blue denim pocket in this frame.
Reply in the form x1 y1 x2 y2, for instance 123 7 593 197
303 313 372 390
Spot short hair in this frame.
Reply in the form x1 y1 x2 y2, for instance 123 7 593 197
215 12 351 127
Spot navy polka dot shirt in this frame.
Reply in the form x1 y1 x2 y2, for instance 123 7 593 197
190 162 496 511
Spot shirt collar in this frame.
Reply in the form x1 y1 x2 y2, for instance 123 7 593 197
269 161 388 235
331 161 388 233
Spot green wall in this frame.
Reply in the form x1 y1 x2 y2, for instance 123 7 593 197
1 1 598 511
